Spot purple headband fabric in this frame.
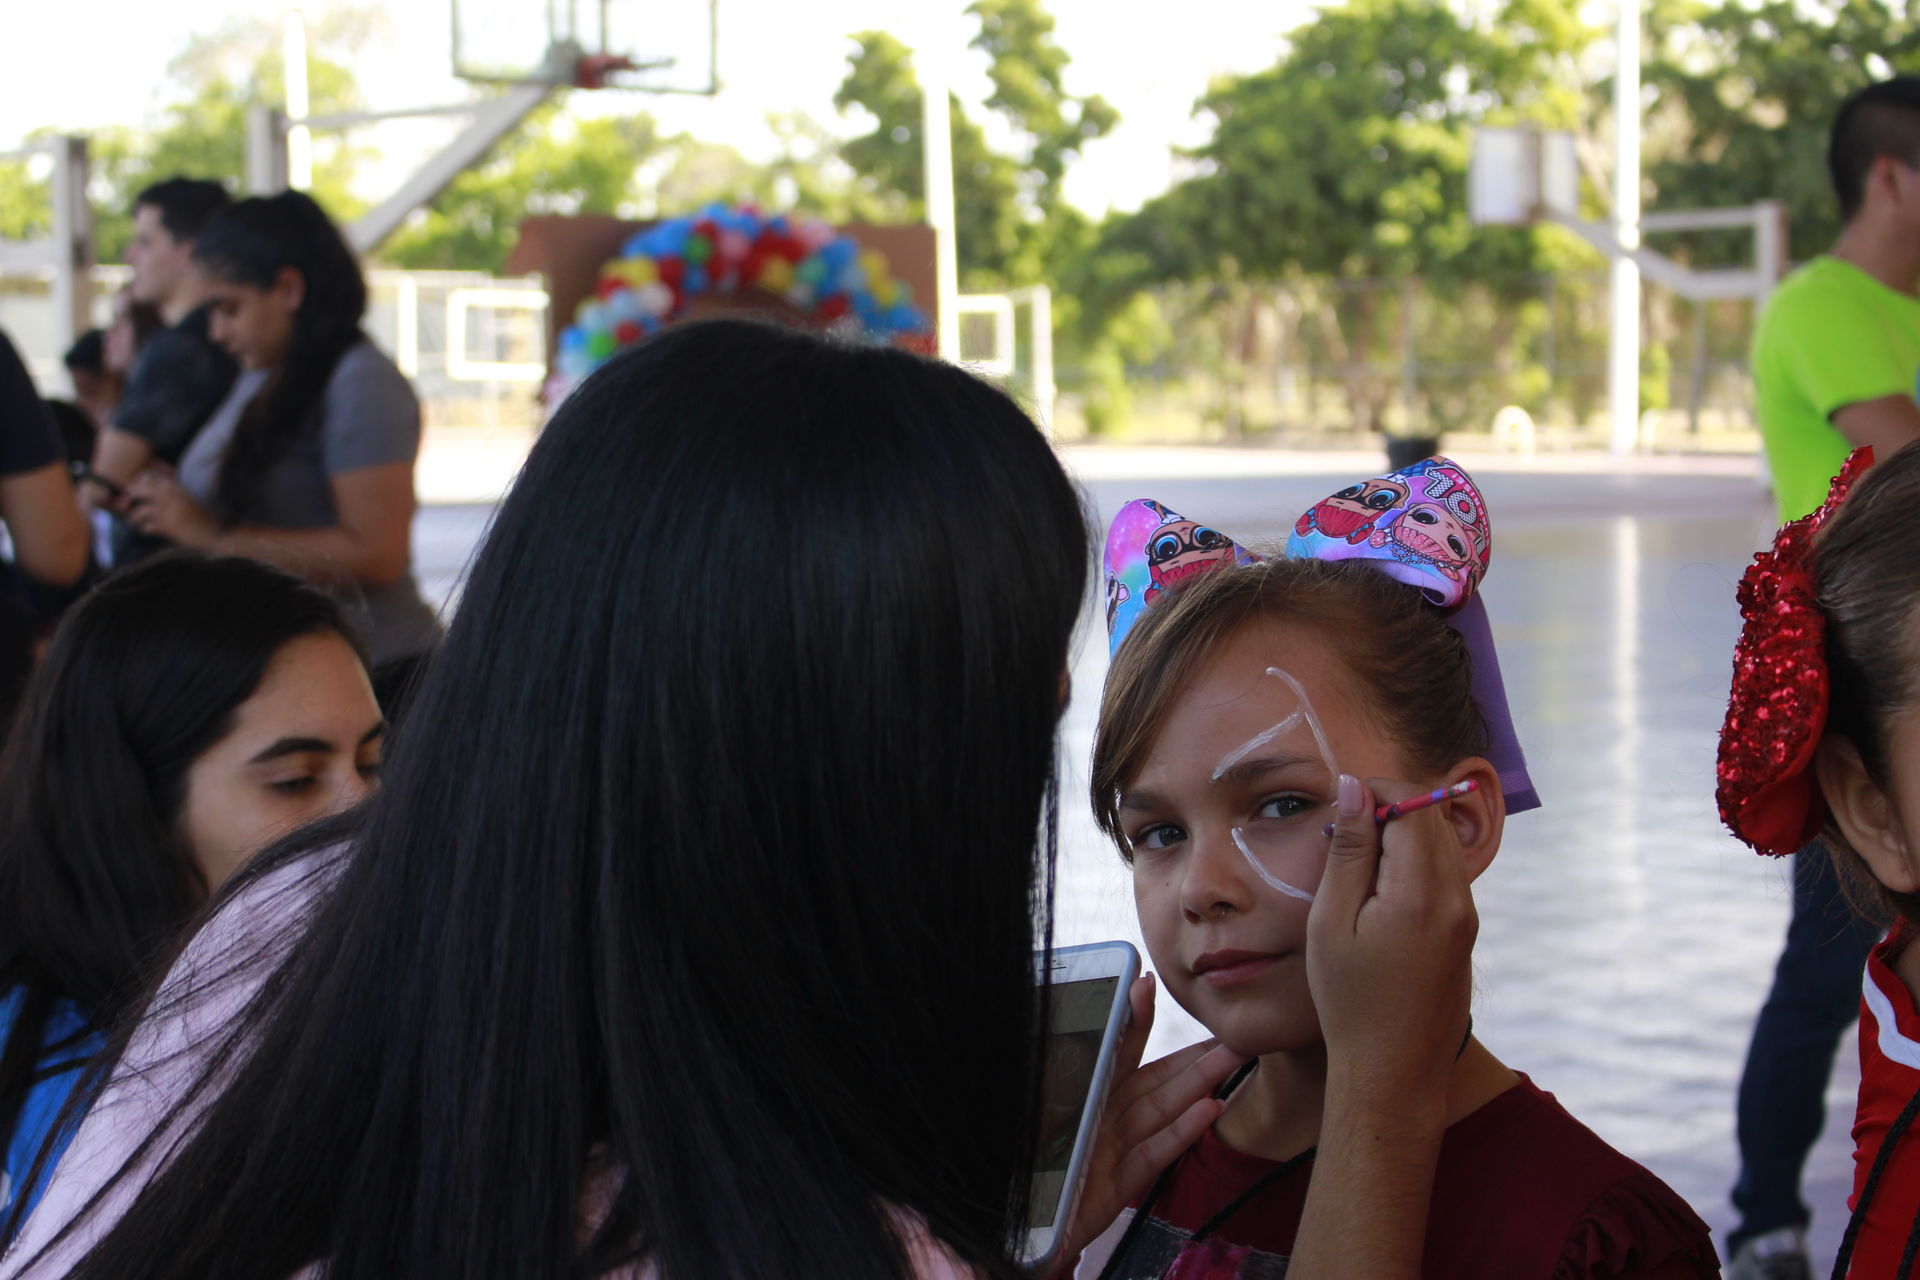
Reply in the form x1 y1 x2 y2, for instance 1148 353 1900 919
1101 456 1539 815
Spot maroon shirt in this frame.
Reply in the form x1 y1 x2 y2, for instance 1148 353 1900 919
1075 1074 1720 1280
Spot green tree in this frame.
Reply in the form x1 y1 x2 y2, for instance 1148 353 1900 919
380 104 862 273
832 0 1115 287
381 108 667 272
0 11 377 260
1643 0 1920 262
832 30 1027 288
1079 0 1599 433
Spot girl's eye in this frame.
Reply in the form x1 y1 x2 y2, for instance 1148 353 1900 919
269 777 318 796
1258 795 1316 821
1130 823 1186 853
358 760 382 781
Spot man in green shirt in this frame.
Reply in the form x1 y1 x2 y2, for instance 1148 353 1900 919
1731 77 1920 1280
1753 79 1920 521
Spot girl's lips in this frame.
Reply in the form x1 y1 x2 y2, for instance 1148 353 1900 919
1192 951 1286 988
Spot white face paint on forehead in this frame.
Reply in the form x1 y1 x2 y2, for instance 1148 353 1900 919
1266 667 1337 776
1211 712 1303 782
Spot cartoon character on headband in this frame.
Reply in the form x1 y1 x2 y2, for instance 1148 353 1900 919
1141 504 1244 605
1100 500 1257 623
1104 572 1131 633
1285 457 1489 608
1104 456 1539 814
1295 475 1411 543
1366 462 1490 590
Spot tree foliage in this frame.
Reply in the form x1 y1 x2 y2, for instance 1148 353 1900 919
0 10 376 259
1096 0 1595 293
1643 0 1920 262
832 0 1115 288
1065 0 1601 433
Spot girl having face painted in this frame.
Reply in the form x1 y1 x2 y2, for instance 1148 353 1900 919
1082 461 1719 1280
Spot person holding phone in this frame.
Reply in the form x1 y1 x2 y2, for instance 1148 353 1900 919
0 553 383 1244
0 322 1470 1280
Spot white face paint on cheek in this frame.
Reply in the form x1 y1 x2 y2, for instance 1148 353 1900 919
1216 666 1344 903
1233 827 1316 902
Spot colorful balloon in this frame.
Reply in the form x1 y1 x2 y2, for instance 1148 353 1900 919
552 204 934 395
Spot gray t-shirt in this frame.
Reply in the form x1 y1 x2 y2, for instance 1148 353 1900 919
179 340 442 665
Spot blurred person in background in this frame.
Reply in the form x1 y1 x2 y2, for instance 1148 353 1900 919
86 179 237 567
0 328 91 724
120 190 441 709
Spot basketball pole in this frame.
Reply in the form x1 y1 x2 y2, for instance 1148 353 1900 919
1607 0 1643 456
283 8 313 192
918 14 961 363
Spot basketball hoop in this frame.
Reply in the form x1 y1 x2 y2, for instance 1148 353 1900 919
574 53 637 90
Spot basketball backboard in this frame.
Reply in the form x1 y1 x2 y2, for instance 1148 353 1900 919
452 0 717 93
1469 126 1577 226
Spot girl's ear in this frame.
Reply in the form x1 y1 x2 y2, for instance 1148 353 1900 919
1816 735 1920 893
274 266 306 313
1445 757 1505 883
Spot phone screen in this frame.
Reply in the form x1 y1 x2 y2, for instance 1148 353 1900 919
1028 975 1121 1229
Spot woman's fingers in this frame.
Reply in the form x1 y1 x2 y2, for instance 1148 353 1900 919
1106 973 1157 1085
1107 1095 1225 1196
1061 1030 1244 1264
1111 1039 1243 1140
1368 780 1472 909
1310 773 1378 937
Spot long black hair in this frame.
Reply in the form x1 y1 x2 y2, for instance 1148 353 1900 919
0 552 355 1232
51 320 1091 1280
190 190 366 524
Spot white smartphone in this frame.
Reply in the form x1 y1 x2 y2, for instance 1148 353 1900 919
1021 940 1140 1274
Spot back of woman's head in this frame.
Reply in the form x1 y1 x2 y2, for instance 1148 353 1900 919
191 191 366 521
1815 442 1920 924
1093 557 1488 851
73 321 1089 1280
0 552 355 1017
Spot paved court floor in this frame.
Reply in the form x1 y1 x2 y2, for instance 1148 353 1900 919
409 448 1853 1271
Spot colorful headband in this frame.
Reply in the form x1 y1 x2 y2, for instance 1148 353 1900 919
1103 457 1538 815
1716 447 1874 857
555 203 934 389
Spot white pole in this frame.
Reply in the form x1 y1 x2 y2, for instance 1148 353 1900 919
49 136 93 354
919 18 961 363
1608 0 1642 455
284 8 313 191
1028 284 1055 435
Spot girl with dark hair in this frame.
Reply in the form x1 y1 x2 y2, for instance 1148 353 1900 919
0 551 383 1244
2 322 1477 1280
1719 443 1920 1277
117 190 441 701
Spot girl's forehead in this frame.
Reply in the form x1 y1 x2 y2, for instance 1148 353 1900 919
1178 619 1354 710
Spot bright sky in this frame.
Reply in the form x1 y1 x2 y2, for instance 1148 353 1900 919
3 0 1313 216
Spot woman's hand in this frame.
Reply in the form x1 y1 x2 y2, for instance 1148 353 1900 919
125 464 219 548
1052 974 1246 1273
1308 773 1476 1091
1283 773 1477 1280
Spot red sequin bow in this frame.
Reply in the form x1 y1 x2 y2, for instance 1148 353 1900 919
1716 448 1875 856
